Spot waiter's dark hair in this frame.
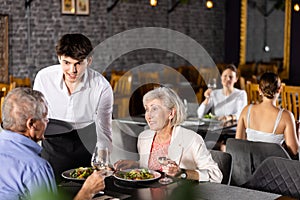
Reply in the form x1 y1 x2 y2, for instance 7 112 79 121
56 33 93 61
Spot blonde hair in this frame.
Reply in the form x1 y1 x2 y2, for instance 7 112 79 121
143 87 186 126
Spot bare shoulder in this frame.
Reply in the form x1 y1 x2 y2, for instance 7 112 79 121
241 104 251 112
238 104 251 120
281 109 295 122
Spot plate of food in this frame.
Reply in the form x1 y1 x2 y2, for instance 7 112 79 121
201 113 220 123
61 167 94 181
113 168 161 182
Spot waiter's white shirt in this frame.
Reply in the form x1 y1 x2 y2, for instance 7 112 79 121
33 64 113 150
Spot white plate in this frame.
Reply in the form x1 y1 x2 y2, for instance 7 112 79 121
200 118 220 123
181 120 205 126
113 169 161 182
61 167 93 181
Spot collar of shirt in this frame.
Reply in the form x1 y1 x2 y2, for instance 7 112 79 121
56 66 90 93
0 130 42 155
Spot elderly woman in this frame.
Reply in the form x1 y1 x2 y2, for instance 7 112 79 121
197 64 247 122
114 87 222 183
236 72 299 157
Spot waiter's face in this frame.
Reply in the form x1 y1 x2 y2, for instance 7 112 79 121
59 55 91 83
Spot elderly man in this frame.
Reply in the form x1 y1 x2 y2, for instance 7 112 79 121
0 87 105 200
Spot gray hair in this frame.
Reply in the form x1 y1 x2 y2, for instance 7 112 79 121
143 87 186 126
2 87 47 132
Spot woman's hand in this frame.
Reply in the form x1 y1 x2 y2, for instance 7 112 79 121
204 88 213 98
161 161 180 177
218 114 234 122
202 89 213 105
113 160 139 171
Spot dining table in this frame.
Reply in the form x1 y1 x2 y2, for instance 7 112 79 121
58 174 290 200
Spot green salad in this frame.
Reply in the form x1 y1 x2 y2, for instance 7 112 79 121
70 167 93 179
116 169 155 180
204 112 216 119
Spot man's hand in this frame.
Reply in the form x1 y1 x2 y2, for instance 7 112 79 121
74 170 105 200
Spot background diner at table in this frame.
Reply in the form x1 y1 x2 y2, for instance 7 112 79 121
197 64 247 151
236 72 299 158
197 64 247 123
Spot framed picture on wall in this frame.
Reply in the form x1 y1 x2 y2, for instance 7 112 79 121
76 0 90 15
61 0 75 14
0 15 9 83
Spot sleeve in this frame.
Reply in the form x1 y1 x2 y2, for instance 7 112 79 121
197 98 213 118
137 130 152 169
96 83 114 152
193 135 223 183
25 162 57 198
33 71 43 91
234 90 248 120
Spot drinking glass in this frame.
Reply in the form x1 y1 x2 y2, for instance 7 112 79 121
91 146 113 177
207 78 217 89
157 156 173 184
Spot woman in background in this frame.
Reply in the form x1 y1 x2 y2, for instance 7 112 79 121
197 64 247 122
236 72 299 157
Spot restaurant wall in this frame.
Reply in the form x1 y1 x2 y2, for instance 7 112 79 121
0 0 225 81
246 0 285 63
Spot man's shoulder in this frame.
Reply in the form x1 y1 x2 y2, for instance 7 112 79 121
87 68 104 78
87 68 110 86
36 64 61 75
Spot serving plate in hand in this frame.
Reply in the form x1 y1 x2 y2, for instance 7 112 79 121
113 169 161 182
44 118 73 136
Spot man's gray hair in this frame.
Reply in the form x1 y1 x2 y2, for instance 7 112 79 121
2 87 47 132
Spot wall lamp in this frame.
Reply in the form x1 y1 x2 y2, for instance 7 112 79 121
206 0 213 9
150 0 158 7
294 3 300 12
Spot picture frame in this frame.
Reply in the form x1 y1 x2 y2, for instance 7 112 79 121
0 15 9 83
61 0 75 14
76 0 90 15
